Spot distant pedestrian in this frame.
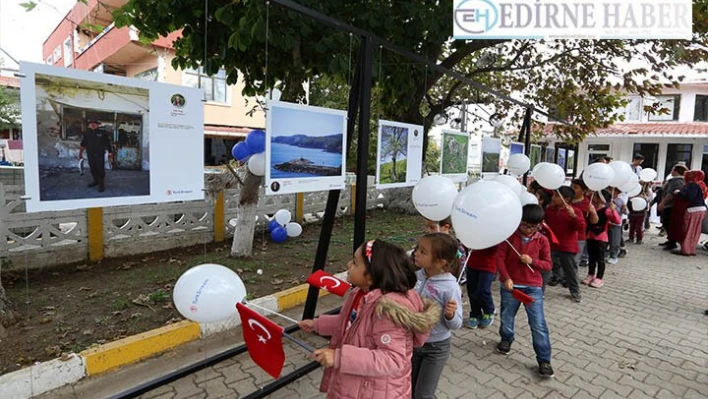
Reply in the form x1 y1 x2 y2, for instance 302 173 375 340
583 190 620 289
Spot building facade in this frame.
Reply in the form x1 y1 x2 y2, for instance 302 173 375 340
543 81 708 182
42 0 265 165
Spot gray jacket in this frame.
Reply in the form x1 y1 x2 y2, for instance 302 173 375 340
414 269 463 342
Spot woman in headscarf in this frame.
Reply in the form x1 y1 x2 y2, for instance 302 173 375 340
671 170 707 256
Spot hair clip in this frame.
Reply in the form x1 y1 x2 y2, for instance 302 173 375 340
365 240 374 262
456 249 464 259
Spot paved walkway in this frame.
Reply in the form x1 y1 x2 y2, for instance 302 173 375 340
40 228 708 399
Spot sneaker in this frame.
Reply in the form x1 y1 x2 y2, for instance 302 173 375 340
636 240 643 245
579 261 588 267
496 341 511 355
479 314 494 328
466 317 479 329
627 238 634 244
571 292 582 303
538 362 555 378
658 229 666 237
618 249 627 258
589 278 604 288
607 258 618 264
582 275 595 285
548 278 560 287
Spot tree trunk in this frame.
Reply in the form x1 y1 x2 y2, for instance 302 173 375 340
0 279 20 338
229 172 262 257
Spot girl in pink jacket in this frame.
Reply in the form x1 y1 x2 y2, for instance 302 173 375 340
299 239 439 399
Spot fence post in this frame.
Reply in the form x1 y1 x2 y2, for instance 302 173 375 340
87 207 103 261
350 183 356 214
296 193 304 223
214 191 225 242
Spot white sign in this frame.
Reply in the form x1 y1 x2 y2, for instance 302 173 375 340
375 120 424 189
20 62 204 212
453 0 692 40
440 129 470 183
265 101 347 195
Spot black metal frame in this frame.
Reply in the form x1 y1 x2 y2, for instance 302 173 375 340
110 1 568 398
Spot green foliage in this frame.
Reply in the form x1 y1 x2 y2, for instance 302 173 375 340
19 1 37 11
112 0 708 144
424 140 440 174
441 134 468 174
110 298 130 311
0 87 20 130
148 290 170 303
379 159 407 184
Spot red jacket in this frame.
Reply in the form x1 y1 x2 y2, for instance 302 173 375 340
496 231 552 287
571 197 592 240
544 204 587 253
465 244 499 273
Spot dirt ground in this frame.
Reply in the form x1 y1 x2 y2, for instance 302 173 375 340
0 210 423 375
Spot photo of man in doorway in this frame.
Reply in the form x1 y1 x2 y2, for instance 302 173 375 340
79 119 113 192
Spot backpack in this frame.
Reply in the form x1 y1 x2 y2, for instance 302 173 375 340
588 207 609 236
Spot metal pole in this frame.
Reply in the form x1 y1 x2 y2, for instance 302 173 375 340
521 107 532 186
353 36 373 252
301 41 363 320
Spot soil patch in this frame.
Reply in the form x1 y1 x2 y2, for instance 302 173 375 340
0 210 423 375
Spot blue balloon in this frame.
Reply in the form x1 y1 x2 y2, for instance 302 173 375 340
232 141 253 162
270 226 288 243
245 130 266 154
267 219 281 233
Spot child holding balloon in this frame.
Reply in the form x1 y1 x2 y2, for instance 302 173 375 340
496 204 555 378
411 232 464 399
583 190 621 288
627 183 652 244
299 240 439 399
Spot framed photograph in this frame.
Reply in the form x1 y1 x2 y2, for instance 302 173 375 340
545 146 555 163
265 101 347 195
529 144 542 168
557 148 567 171
469 141 481 167
567 149 576 174
481 136 501 174
20 62 204 212
375 120 423 189
509 142 524 156
440 130 470 182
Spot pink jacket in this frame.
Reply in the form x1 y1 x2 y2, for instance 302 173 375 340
313 288 439 399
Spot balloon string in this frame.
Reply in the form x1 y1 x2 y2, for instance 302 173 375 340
555 189 568 206
457 251 471 284
244 300 300 325
505 239 534 273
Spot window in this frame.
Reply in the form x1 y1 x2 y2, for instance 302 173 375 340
53 46 61 61
46 55 53 65
702 145 708 185
184 67 228 103
647 95 680 121
632 143 659 171
622 96 642 121
63 37 73 67
664 144 692 177
694 95 708 122
135 68 158 81
587 143 610 164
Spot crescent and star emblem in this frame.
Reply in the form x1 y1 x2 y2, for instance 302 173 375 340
248 319 272 344
319 276 341 291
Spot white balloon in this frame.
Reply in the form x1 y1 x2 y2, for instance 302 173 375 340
582 163 615 191
532 162 547 174
520 191 539 206
247 153 266 176
173 264 247 323
639 168 657 182
619 173 639 193
451 181 522 250
285 222 303 237
533 163 566 190
492 175 523 198
412 175 458 221
507 154 531 176
609 161 632 188
625 184 642 197
630 197 647 211
274 209 292 225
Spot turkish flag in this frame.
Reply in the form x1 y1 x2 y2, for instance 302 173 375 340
512 289 535 305
235 303 285 379
306 270 351 297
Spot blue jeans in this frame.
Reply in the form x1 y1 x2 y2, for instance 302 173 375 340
466 269 495 319
499 286 552 363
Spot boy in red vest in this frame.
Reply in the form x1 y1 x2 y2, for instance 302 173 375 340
545 186 587 303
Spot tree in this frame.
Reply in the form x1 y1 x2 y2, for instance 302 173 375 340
113 0 707 254
380 126 407 182
0 85 20 131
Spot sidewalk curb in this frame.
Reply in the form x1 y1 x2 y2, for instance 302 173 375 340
1 271 347 399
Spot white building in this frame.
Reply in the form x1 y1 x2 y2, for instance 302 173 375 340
544 80 708 181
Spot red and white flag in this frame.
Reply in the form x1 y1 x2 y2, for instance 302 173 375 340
235 303 285 379
512 289 535 306
306 270 351 297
